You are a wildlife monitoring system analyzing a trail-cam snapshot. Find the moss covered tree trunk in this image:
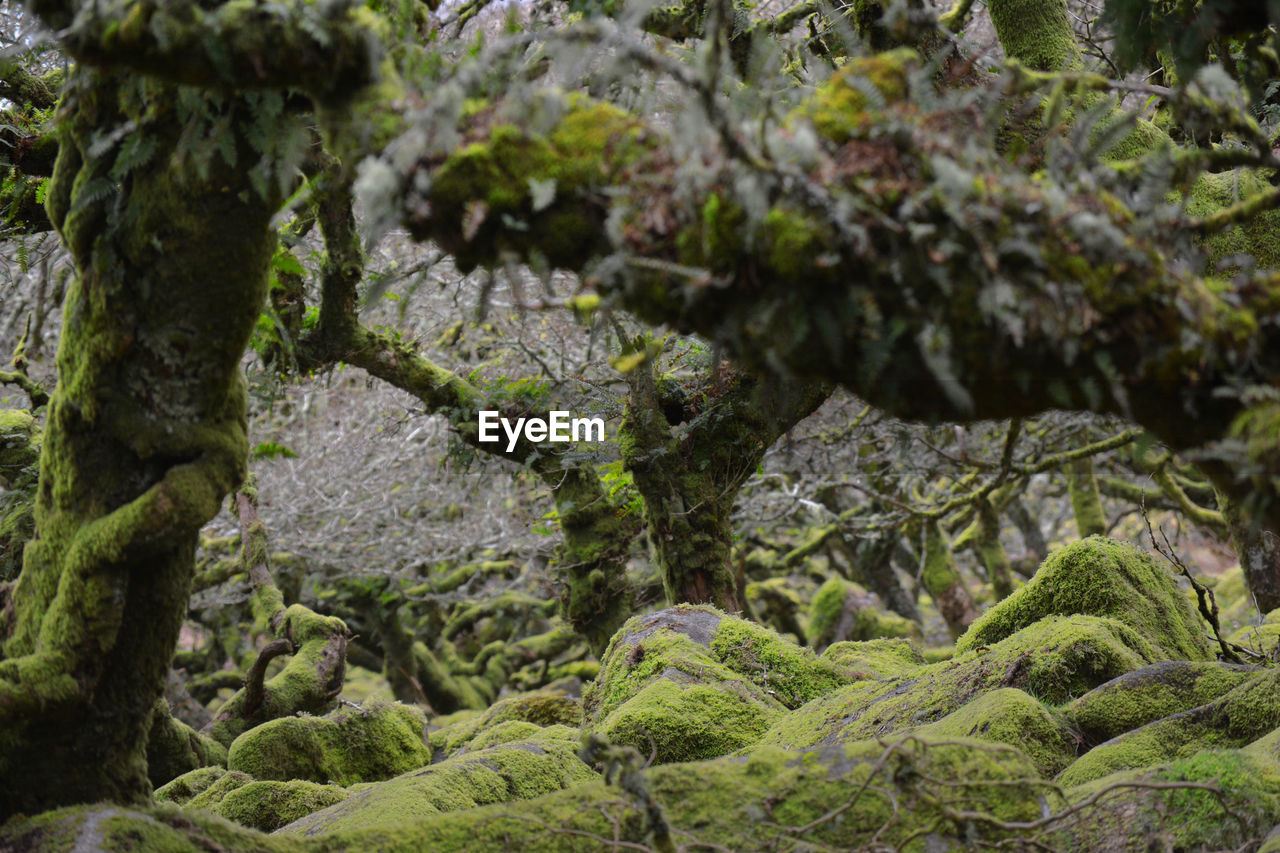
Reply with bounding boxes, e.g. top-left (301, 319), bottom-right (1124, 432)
top-left (620, 352), bottom-right (829, 611)
top-left (922, 520), bottom-right (978, 637)
top-left (1065, 457), bottom-right (1107, 538)
top-left (0, 70), bottom-right (278, 819)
